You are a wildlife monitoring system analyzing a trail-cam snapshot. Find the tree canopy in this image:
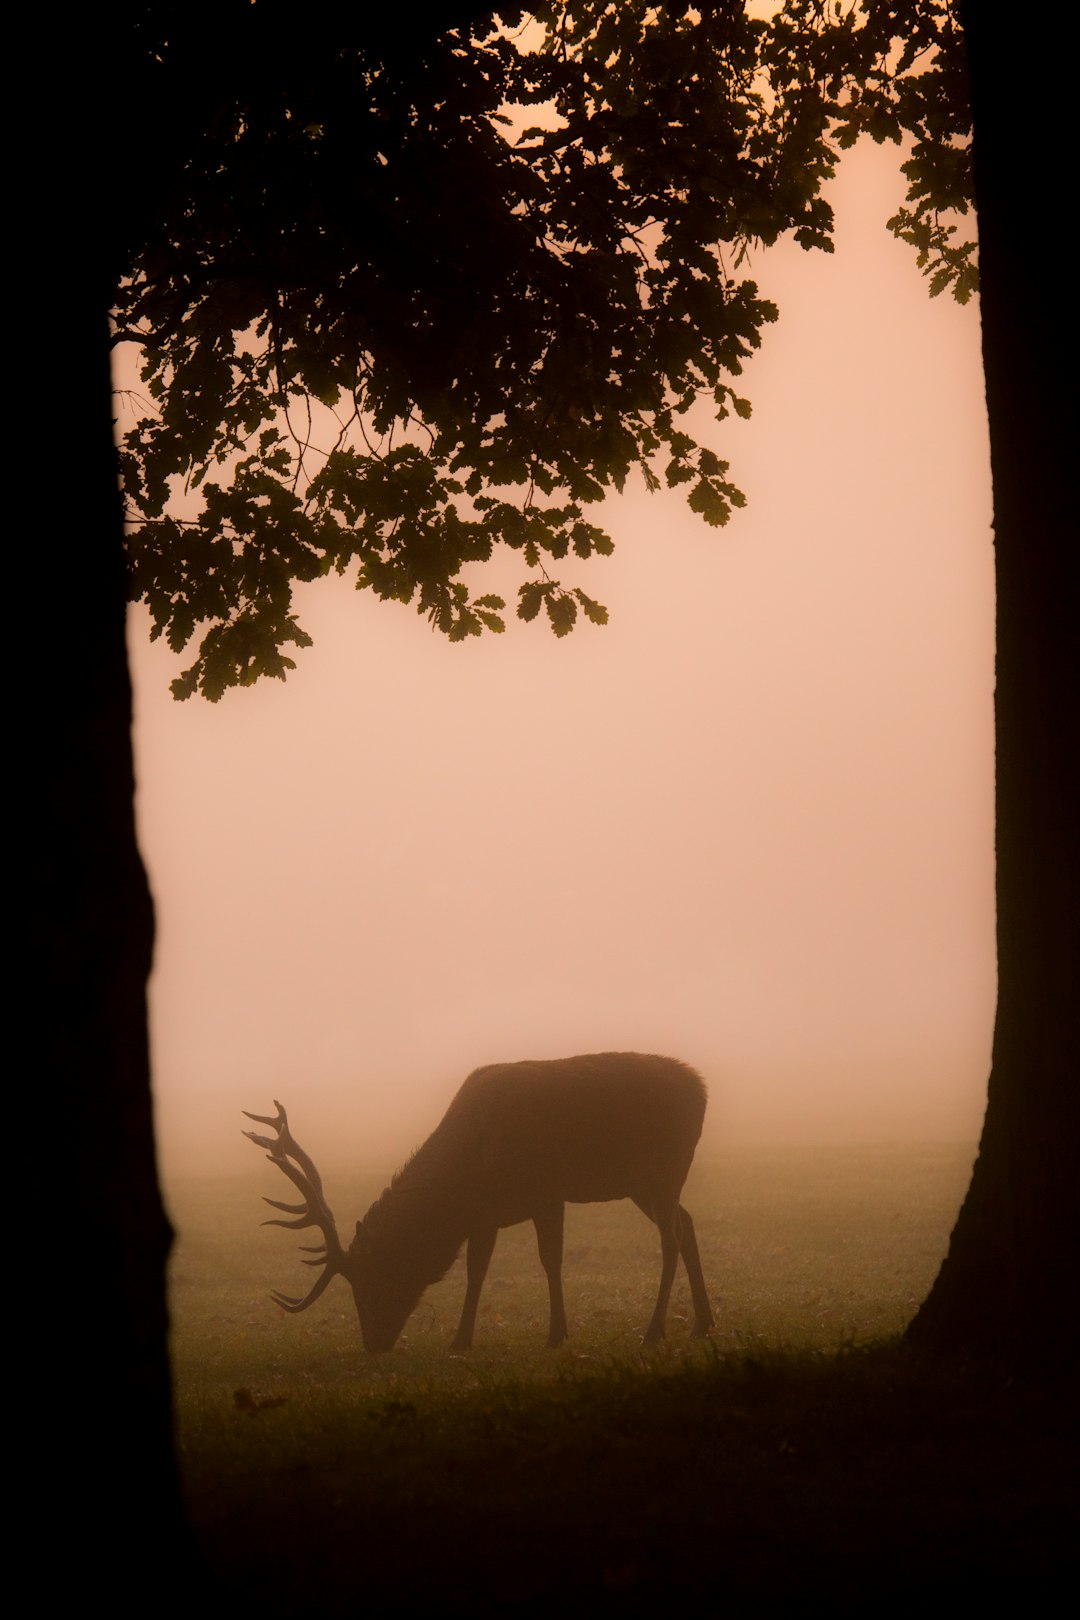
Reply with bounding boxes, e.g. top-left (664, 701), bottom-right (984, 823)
top-left (114, 0), bottom-right (973, 700)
